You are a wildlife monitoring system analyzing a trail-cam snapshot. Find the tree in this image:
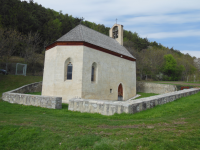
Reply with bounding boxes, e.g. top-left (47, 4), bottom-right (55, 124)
top-left (43, 19), bottom-right (62, 43)
top-left (162, 54), bottom-right (185, 81)
top-left (0, 28), bottom-right (23, 63)
top-left (180, 56), bottom-right (197, 82)
top-left (0, 28), bottom-right (8, 58)
top-left (23, 31), bottom-right (41, 75)
top-left (194, 58), bottom-right (200, 71)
